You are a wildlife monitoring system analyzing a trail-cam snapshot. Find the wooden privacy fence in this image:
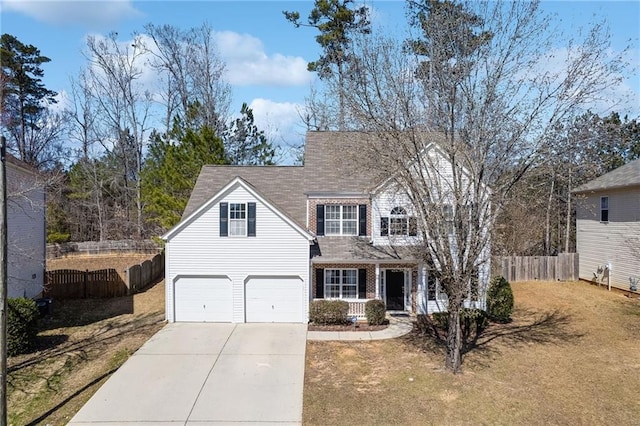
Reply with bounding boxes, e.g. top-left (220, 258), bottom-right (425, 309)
top-left (45, 268), bottom-right (127, 299)
top-left (494, 253), bottom-right (579, 282)
top-left (126, 252), bottom-right (164, 294)
top-left (45, 252), bottom-right (164, 299)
